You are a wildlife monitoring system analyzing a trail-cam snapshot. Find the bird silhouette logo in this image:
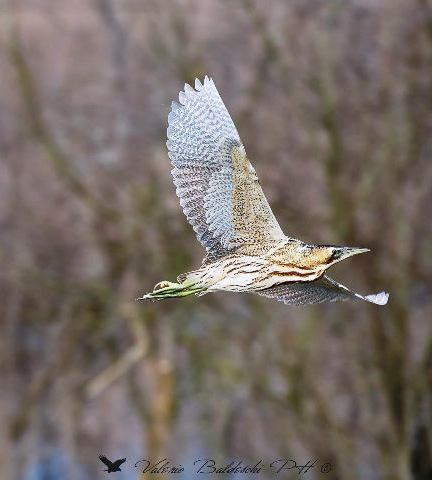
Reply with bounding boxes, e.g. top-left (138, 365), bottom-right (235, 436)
top-left (99, 455), bottom-right (126, 473)
top-left (137, 77), bottom-right (389, 306)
